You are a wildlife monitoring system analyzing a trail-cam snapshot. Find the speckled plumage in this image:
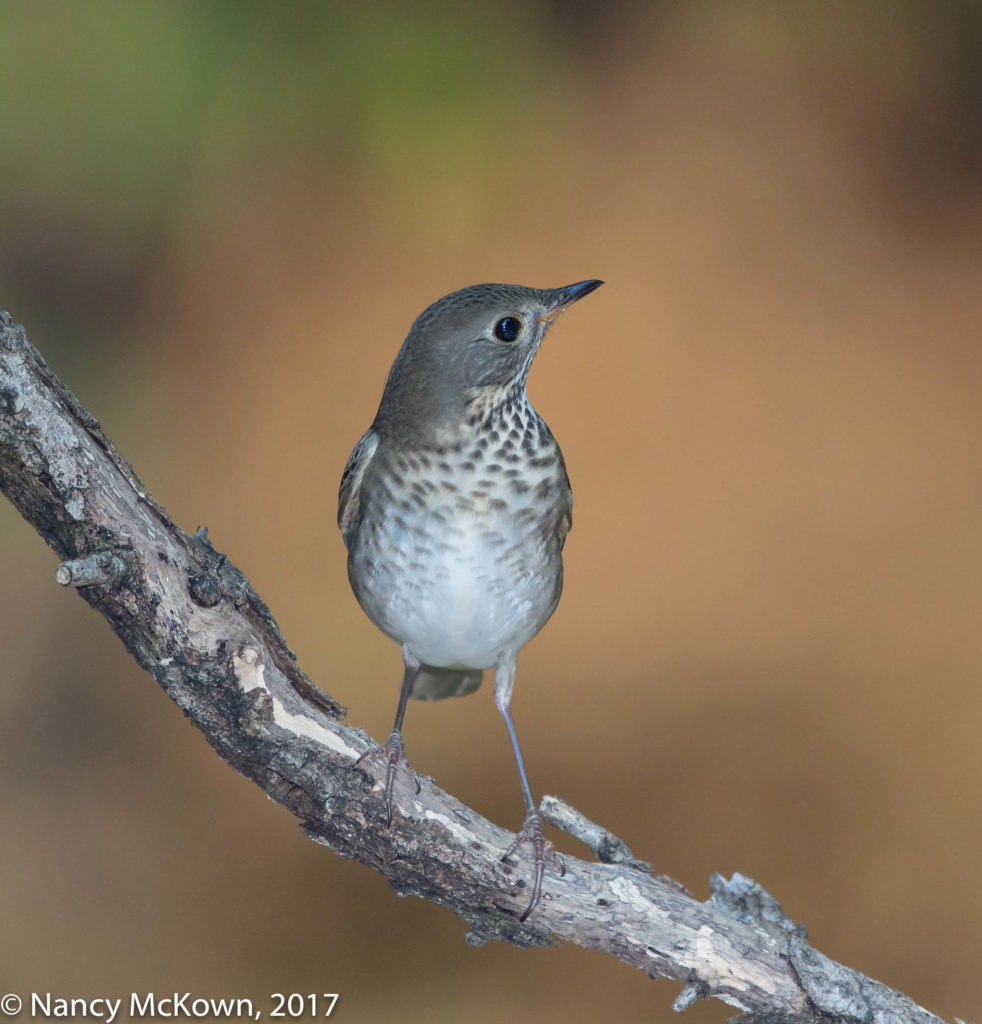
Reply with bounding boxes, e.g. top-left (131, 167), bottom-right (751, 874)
top-left (339, 279), bottom-right (602, 920)
top-left (344, 390), bottom-right (570, 686)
